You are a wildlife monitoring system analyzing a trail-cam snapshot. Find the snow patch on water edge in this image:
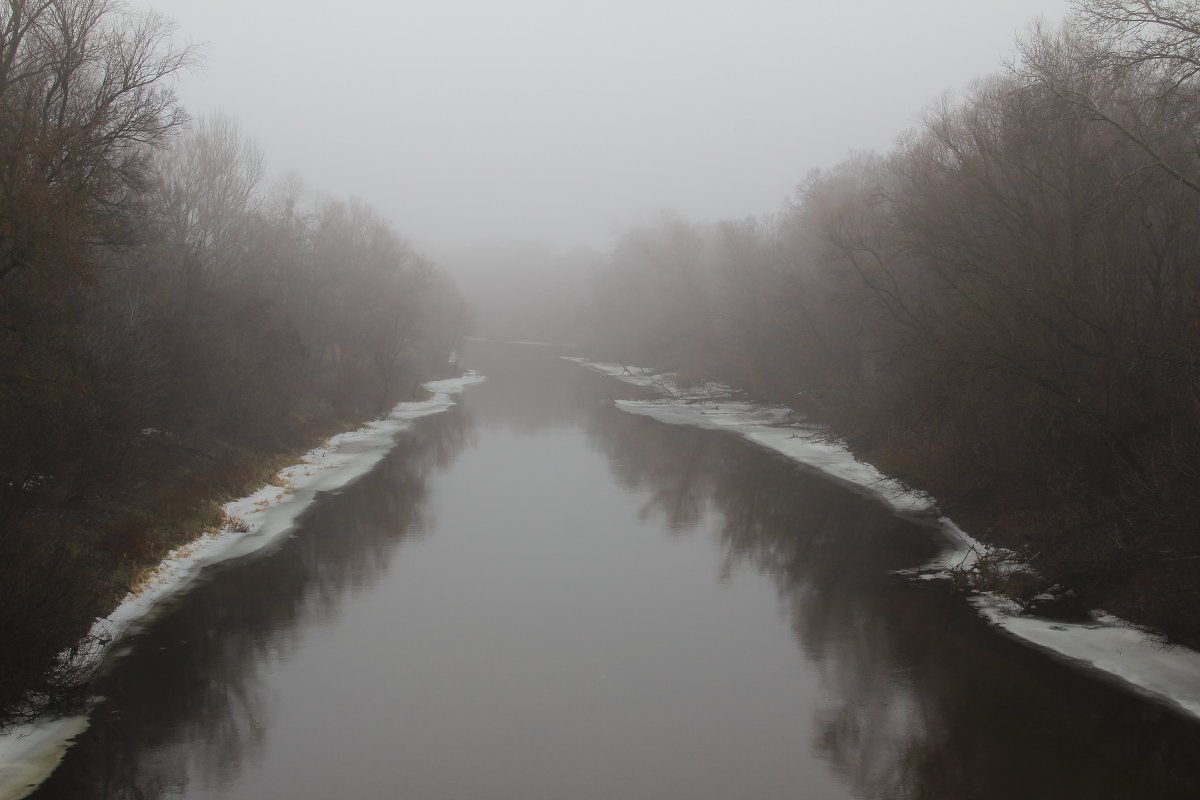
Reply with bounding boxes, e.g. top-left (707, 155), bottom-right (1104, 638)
top-left (0, 372), bottom-right (486, 800)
